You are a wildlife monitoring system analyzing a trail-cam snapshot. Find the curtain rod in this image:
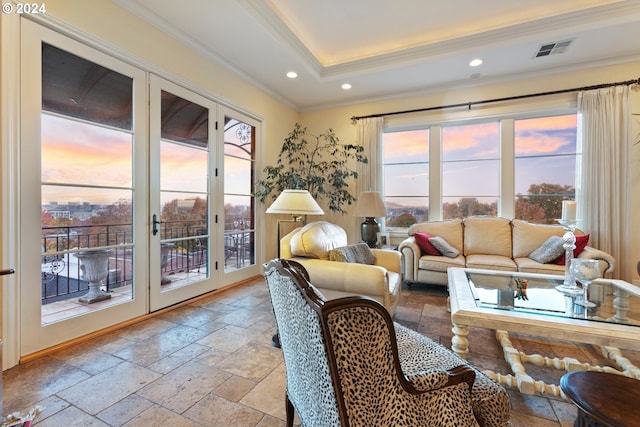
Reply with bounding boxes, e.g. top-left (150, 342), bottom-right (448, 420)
top-left (350, 77), bottom-right (640, 123)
